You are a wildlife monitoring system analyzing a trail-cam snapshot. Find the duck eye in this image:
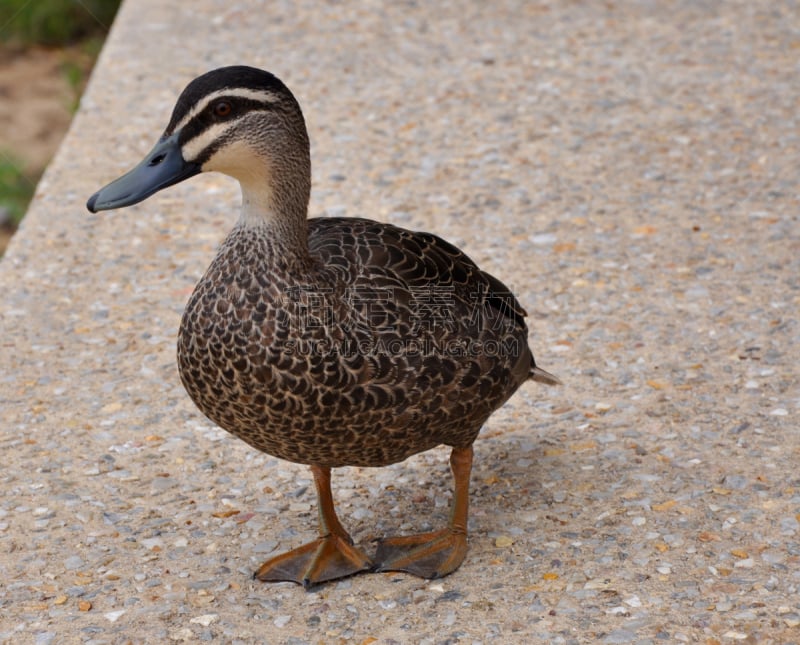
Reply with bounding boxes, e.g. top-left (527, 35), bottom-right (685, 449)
top-left (213, 101), bottom-right (232, 118)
